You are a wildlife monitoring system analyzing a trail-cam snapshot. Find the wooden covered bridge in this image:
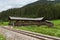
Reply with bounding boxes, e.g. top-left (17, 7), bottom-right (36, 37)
top-left (8, 16), bottom-right (54, 27)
